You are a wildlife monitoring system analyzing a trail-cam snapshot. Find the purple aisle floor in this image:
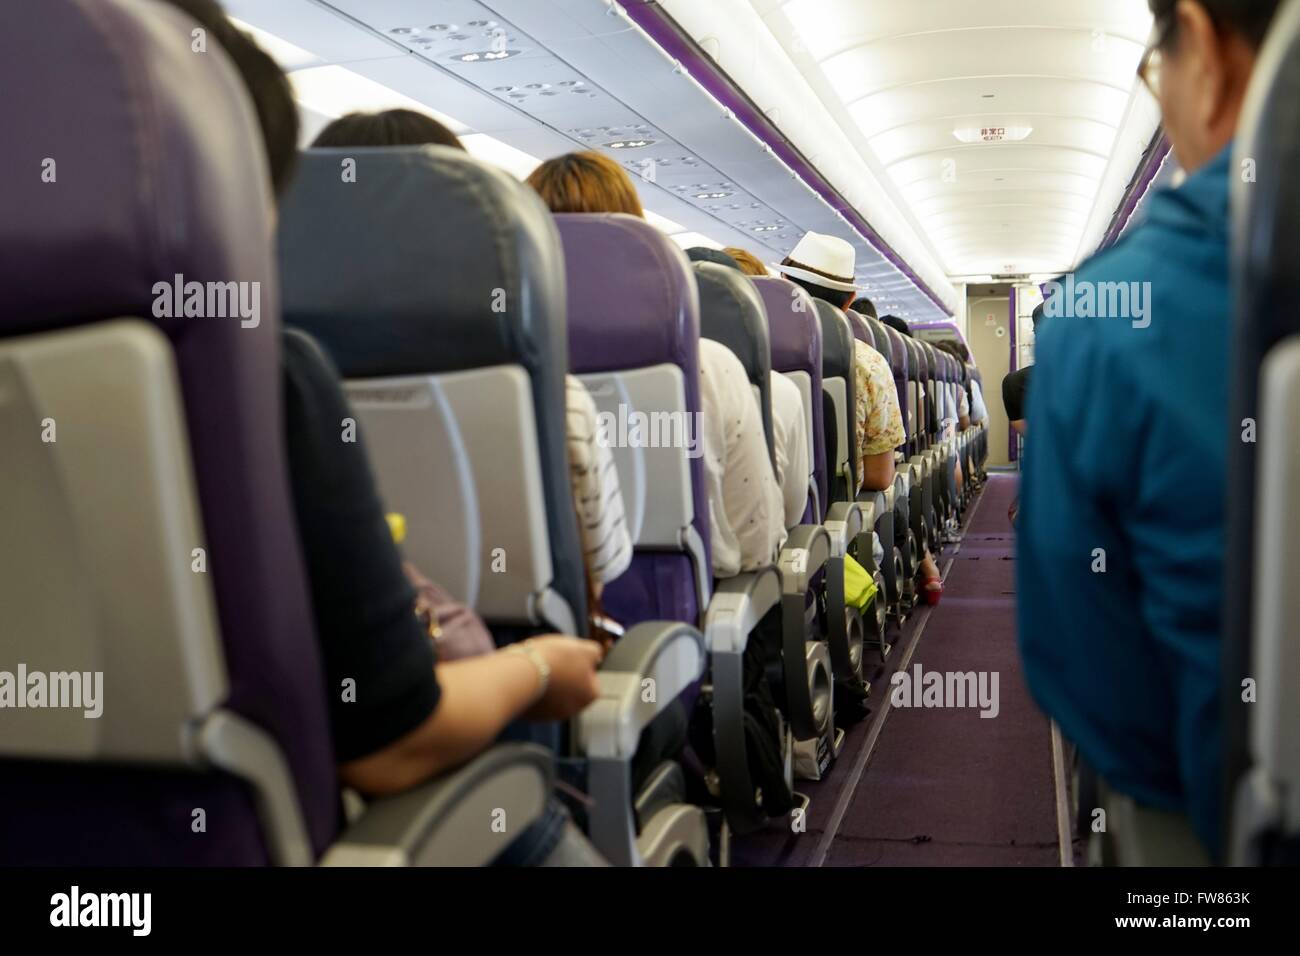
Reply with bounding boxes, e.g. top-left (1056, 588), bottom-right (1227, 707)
top-left (732, 472), bottom-right (1062, 867)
